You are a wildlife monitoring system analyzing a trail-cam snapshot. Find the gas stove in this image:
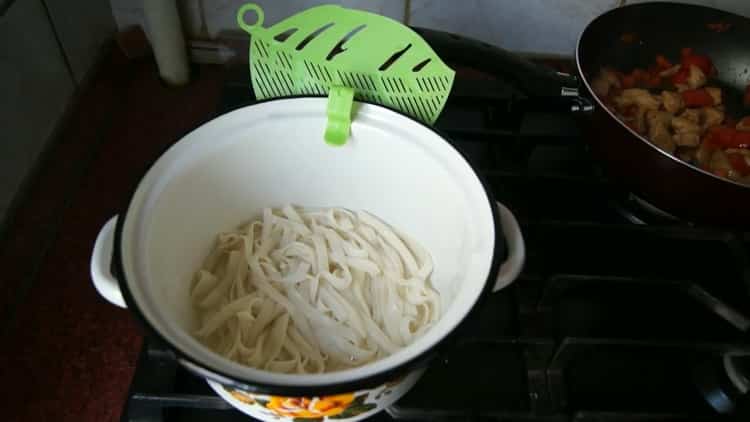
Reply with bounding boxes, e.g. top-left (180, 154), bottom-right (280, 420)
top-left (121, 60), bottom-right (750, 421)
